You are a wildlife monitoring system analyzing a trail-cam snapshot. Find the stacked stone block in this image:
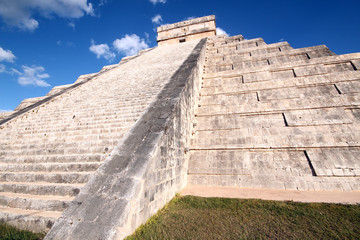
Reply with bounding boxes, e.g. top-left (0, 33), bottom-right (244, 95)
top-left (188, 35), bottom-right (360, 191)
